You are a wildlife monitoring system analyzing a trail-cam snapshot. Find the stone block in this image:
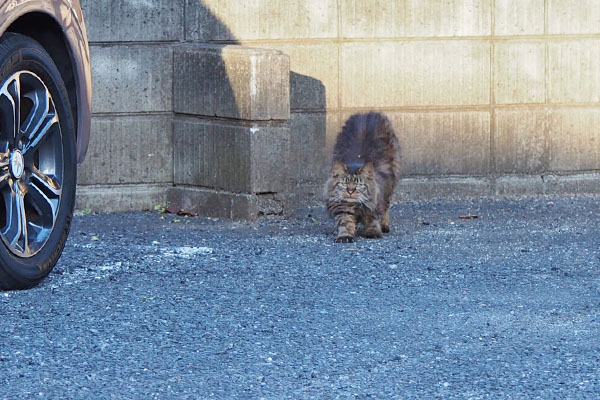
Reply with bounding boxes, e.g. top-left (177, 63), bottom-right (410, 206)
top-left (544, 173), bottom-right (600, 195)
top-left (184, 0), bottom-right (338, 41)
top-left (341, 0), bottom-right (491, 38)
top-left (173, 118), bottom-right (290, 194)
top-left (548, 108), bottom-right (600, 171)
top-left (80, 0), bottom-right (183, 42)
top-left (78, 115), bottom-right (173, 185)
top-left (76, 185), bottom-right (169, 213)
top-left (293, 184), bottom-right (325, 208)
top-left (174, 45), bottom-right (290, 120)
top-left (549, 40), bottom-right (600, 103)
top-left (324, 112), bottom-right (342, 155)
top-left (396, 177), bottom-right (492, 201)
top-left (340, 41), bottom-right (490, 108)
top-left (256, 43), bottom-right (335, 110)
top-left (494, 108), bottom-right (547, 174)
top-left (168, 187), bottom-right (253, 219)
top-left (548, 0), bottom-right (600, 34)
top-left (494, 176), bottom-right (545, 197)
top-left (381, 111), bottom-right (491, 175)
top-left (494, 0), bottom-right (544, 35)
top-left (167, 187), bottom-right (292, 219)
top-left (494, 41), bottom-right (545, 104)
top-left (289, 72), bottom-right (327, 112)
top-left (289, 112), bottom-right (327, 187)
top-left (91, 45), bottom-right (173, 113)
